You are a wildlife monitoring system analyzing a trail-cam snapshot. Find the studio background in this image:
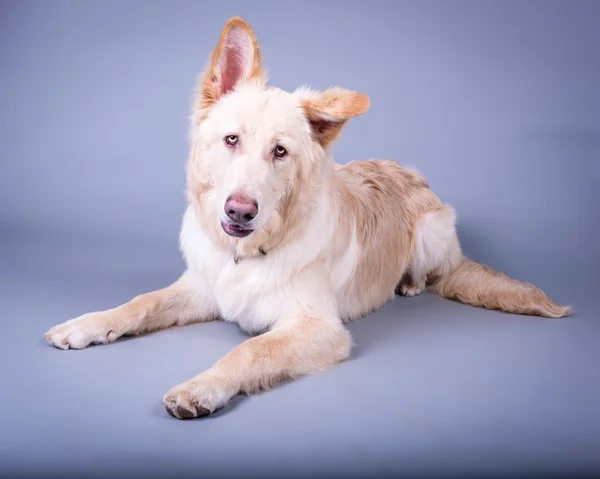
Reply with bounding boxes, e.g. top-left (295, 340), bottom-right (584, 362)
top-left (1, 1), bottom-right (599, 477)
